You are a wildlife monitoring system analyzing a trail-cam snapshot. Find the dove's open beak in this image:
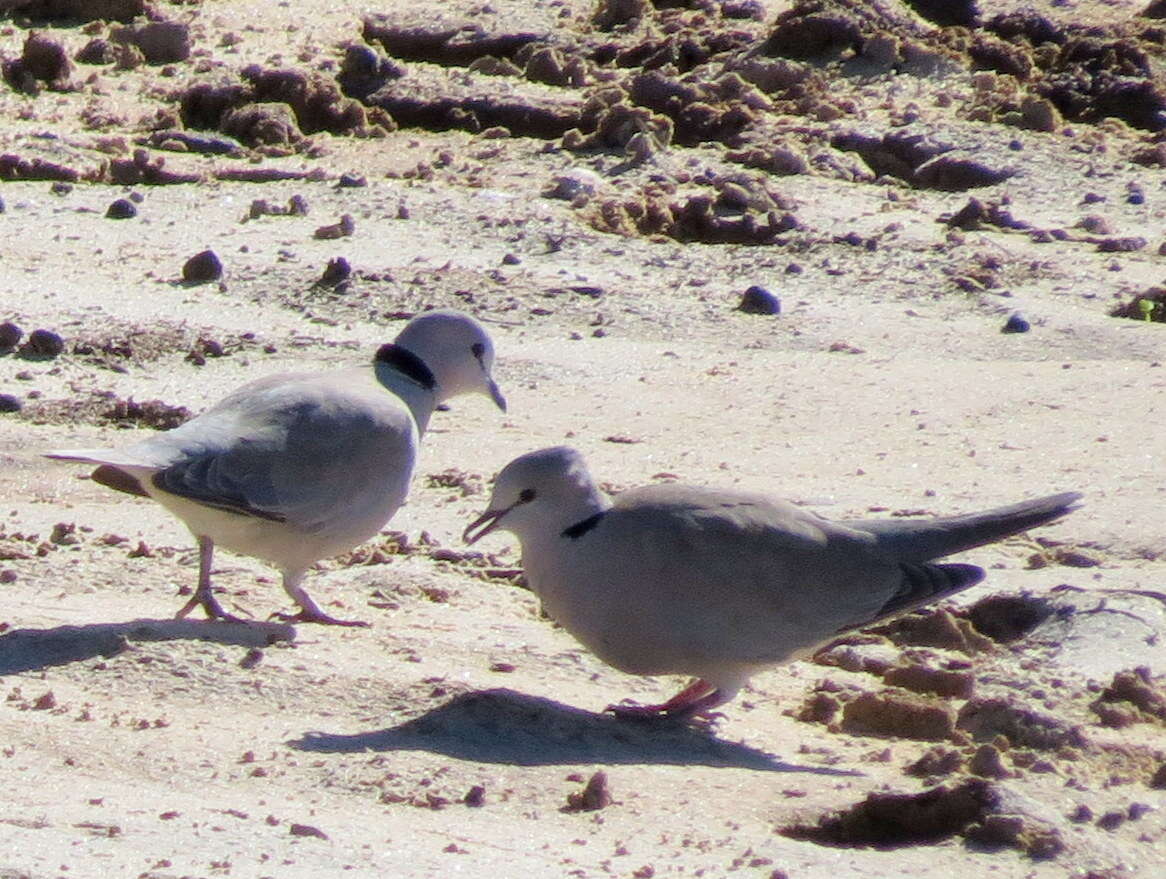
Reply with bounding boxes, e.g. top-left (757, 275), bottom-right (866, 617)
top-left (463, 507), bottom-right (507, 545)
